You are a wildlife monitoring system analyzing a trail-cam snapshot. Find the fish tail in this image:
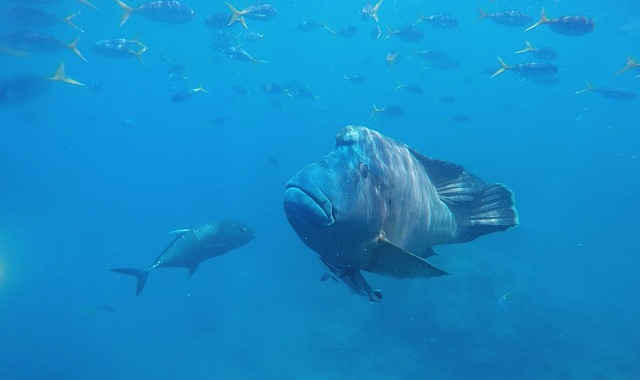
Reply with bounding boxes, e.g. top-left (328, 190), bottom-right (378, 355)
top-left (524, 7), bottom-right (547, 33)
top-left (67, 36), bottom-right (88, 63)
top-left (371, 104), bottom-right (384, 117)
top-left (115, 0), bottom-right (133, 27)
top-left (515, 40), bottom-right (534, 54)
top-left (614, 56), bottom-right (638, 75)
top-left (251, 58), bottom-right (267, 67)
top-left (476, 7), bottom-right (488, 21)
top-left (49, 62), bottom-right (86, 87)
top-left (490, 57), bottom-right (510, 78)
top-left (0, 44), bottom-right (27, 57)
top-left (225, 2), bottom-right (247, 29)
top-left (77, 0), bottom-right (98, 10)
top-left (134, 47), bottom-right (147, 66)
top-left (574, 81), bottom-right (593, 94)
top-left (372, 0), bottom-right (383, 23)
top-left (322, 24), bottom-right (337, 36)
top-left (110, 267), bottom-right (150, 296)
top-left (196, 83), bottom-right (209, 93)
top-left (394, 84), bottom-right (405, 90)
top-left (459, 184), bottom-right (519, 243)
top-left (64, 11), bottom-right (85, 33)
top-left (382, 25), bottom-right (393, 41)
